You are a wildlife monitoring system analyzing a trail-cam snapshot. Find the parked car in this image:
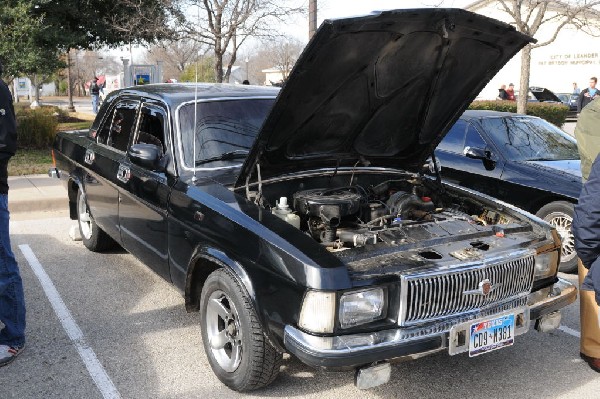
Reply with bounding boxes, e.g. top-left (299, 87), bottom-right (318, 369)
top-left (435, 110), bottom-right (581, 272)
top-left (50, 9), bottom-right (576, 392)
top-left (556, 92), bottom-right (579, 118)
